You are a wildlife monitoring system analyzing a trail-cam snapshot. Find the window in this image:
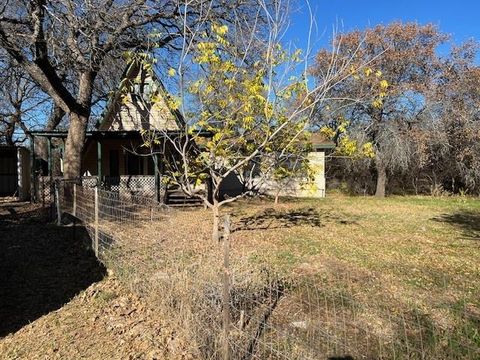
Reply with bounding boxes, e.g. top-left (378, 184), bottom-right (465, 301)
top-left (109, 150), bottom-right (119, 176)
top-left (126, 153), bottom-right (143, 175)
